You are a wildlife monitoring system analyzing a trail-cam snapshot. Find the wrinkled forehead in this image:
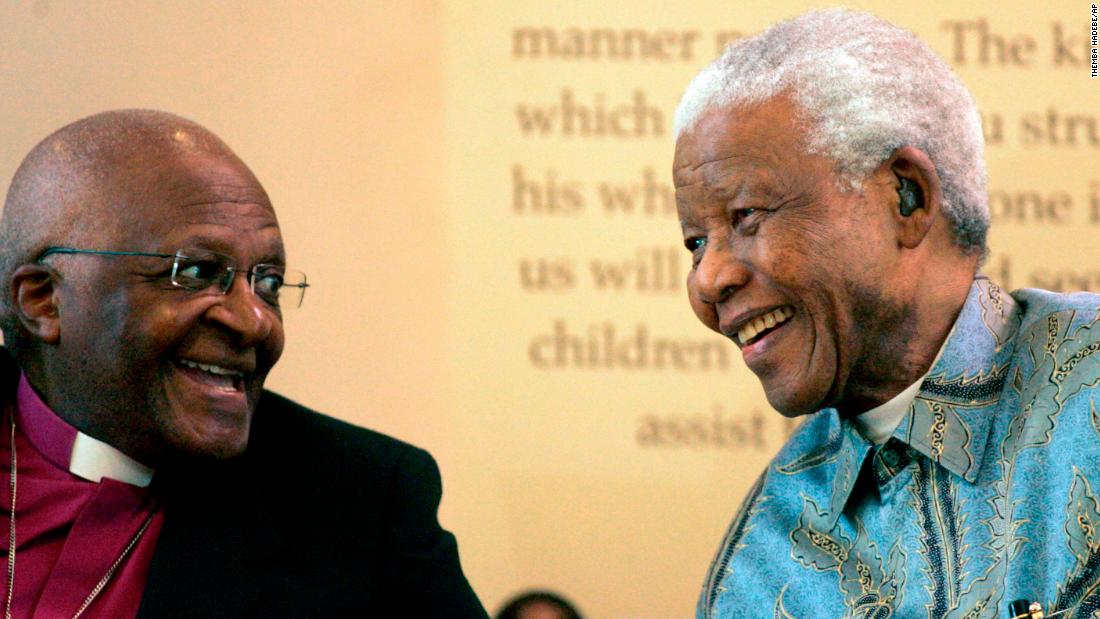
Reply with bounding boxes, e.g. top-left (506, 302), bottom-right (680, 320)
top-left (98, 149), bottom-right (283, 256)
top-left (675, 99), bottom-right (808, 173)
top-left (674, 101), bottom-right (810, 203)
top-left (149, 150), bottom-right (272, 212)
